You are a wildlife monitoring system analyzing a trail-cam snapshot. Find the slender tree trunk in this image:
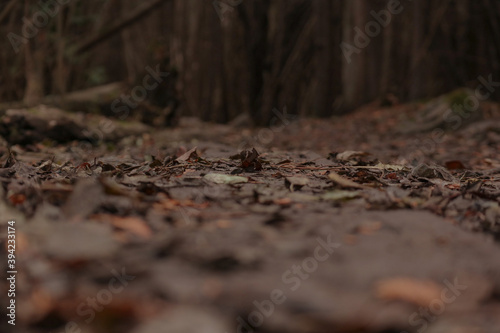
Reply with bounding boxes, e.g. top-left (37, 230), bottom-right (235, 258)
top-left (409, 0), bottom-right (423, 100)
top-left (380, 11), bottom-right (393, 95)
top-left (240, 0), bottom-right (270, 125)
top-left (341, 0), bottom-right (366, 110)
top-left (23, 1), bottom-right (45, 106)
top-left (314, 0), bottom-right (334, 116)
top-left (53, 7), bottom-right (68, 95)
